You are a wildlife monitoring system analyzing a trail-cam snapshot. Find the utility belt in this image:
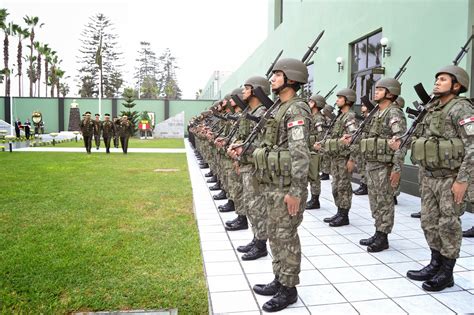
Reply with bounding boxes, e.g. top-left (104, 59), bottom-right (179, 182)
top-left (411, 137), bottom-right (464, 171)
top-left (424, 168), bottom-right (458, 178)
top-left (360, 137), bottom-right (394, 163)
top-left (324, 138), bottom-right (350, 157)
top-left (253, 147), bottom-right (292, 187)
